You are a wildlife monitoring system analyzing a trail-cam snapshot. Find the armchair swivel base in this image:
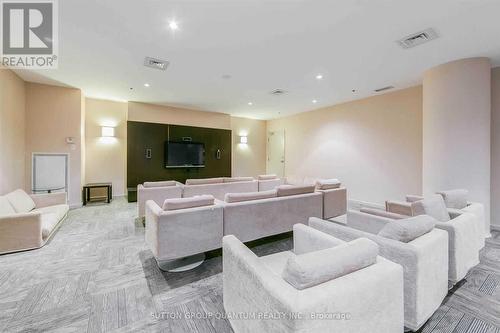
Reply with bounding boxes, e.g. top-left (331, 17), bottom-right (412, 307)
top-left (156, 253), bottom-right (206, 272)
